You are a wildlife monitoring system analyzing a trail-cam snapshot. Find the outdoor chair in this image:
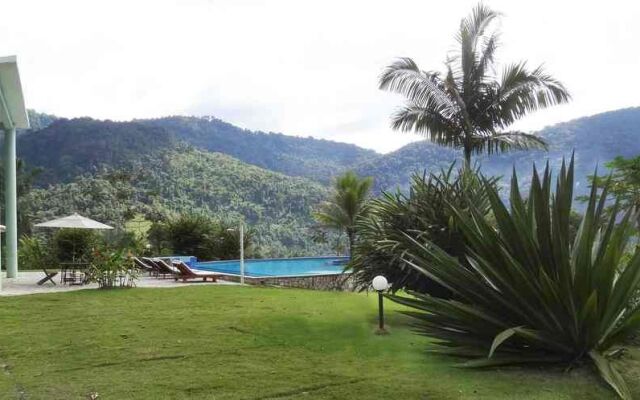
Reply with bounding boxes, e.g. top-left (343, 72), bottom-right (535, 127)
top-left (173, 261), bottom-right (220, 282)
top-left (143, 257), bottom-right (178, 278)
top-left (133, 257), bottom-right (157, 277)
top-left (37, 267), bottom-right (58, 286)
